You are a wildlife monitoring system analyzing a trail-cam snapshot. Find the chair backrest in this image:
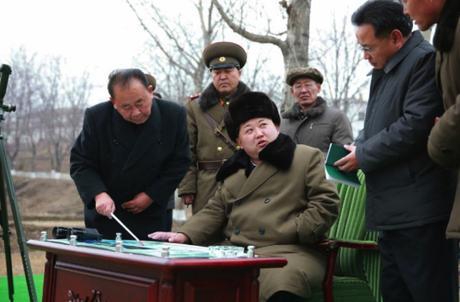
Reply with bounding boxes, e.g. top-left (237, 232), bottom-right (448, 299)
top-left (328, 171), bottom-right (382, 302)
top-left (328, 171), bottom-right (367, 277)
